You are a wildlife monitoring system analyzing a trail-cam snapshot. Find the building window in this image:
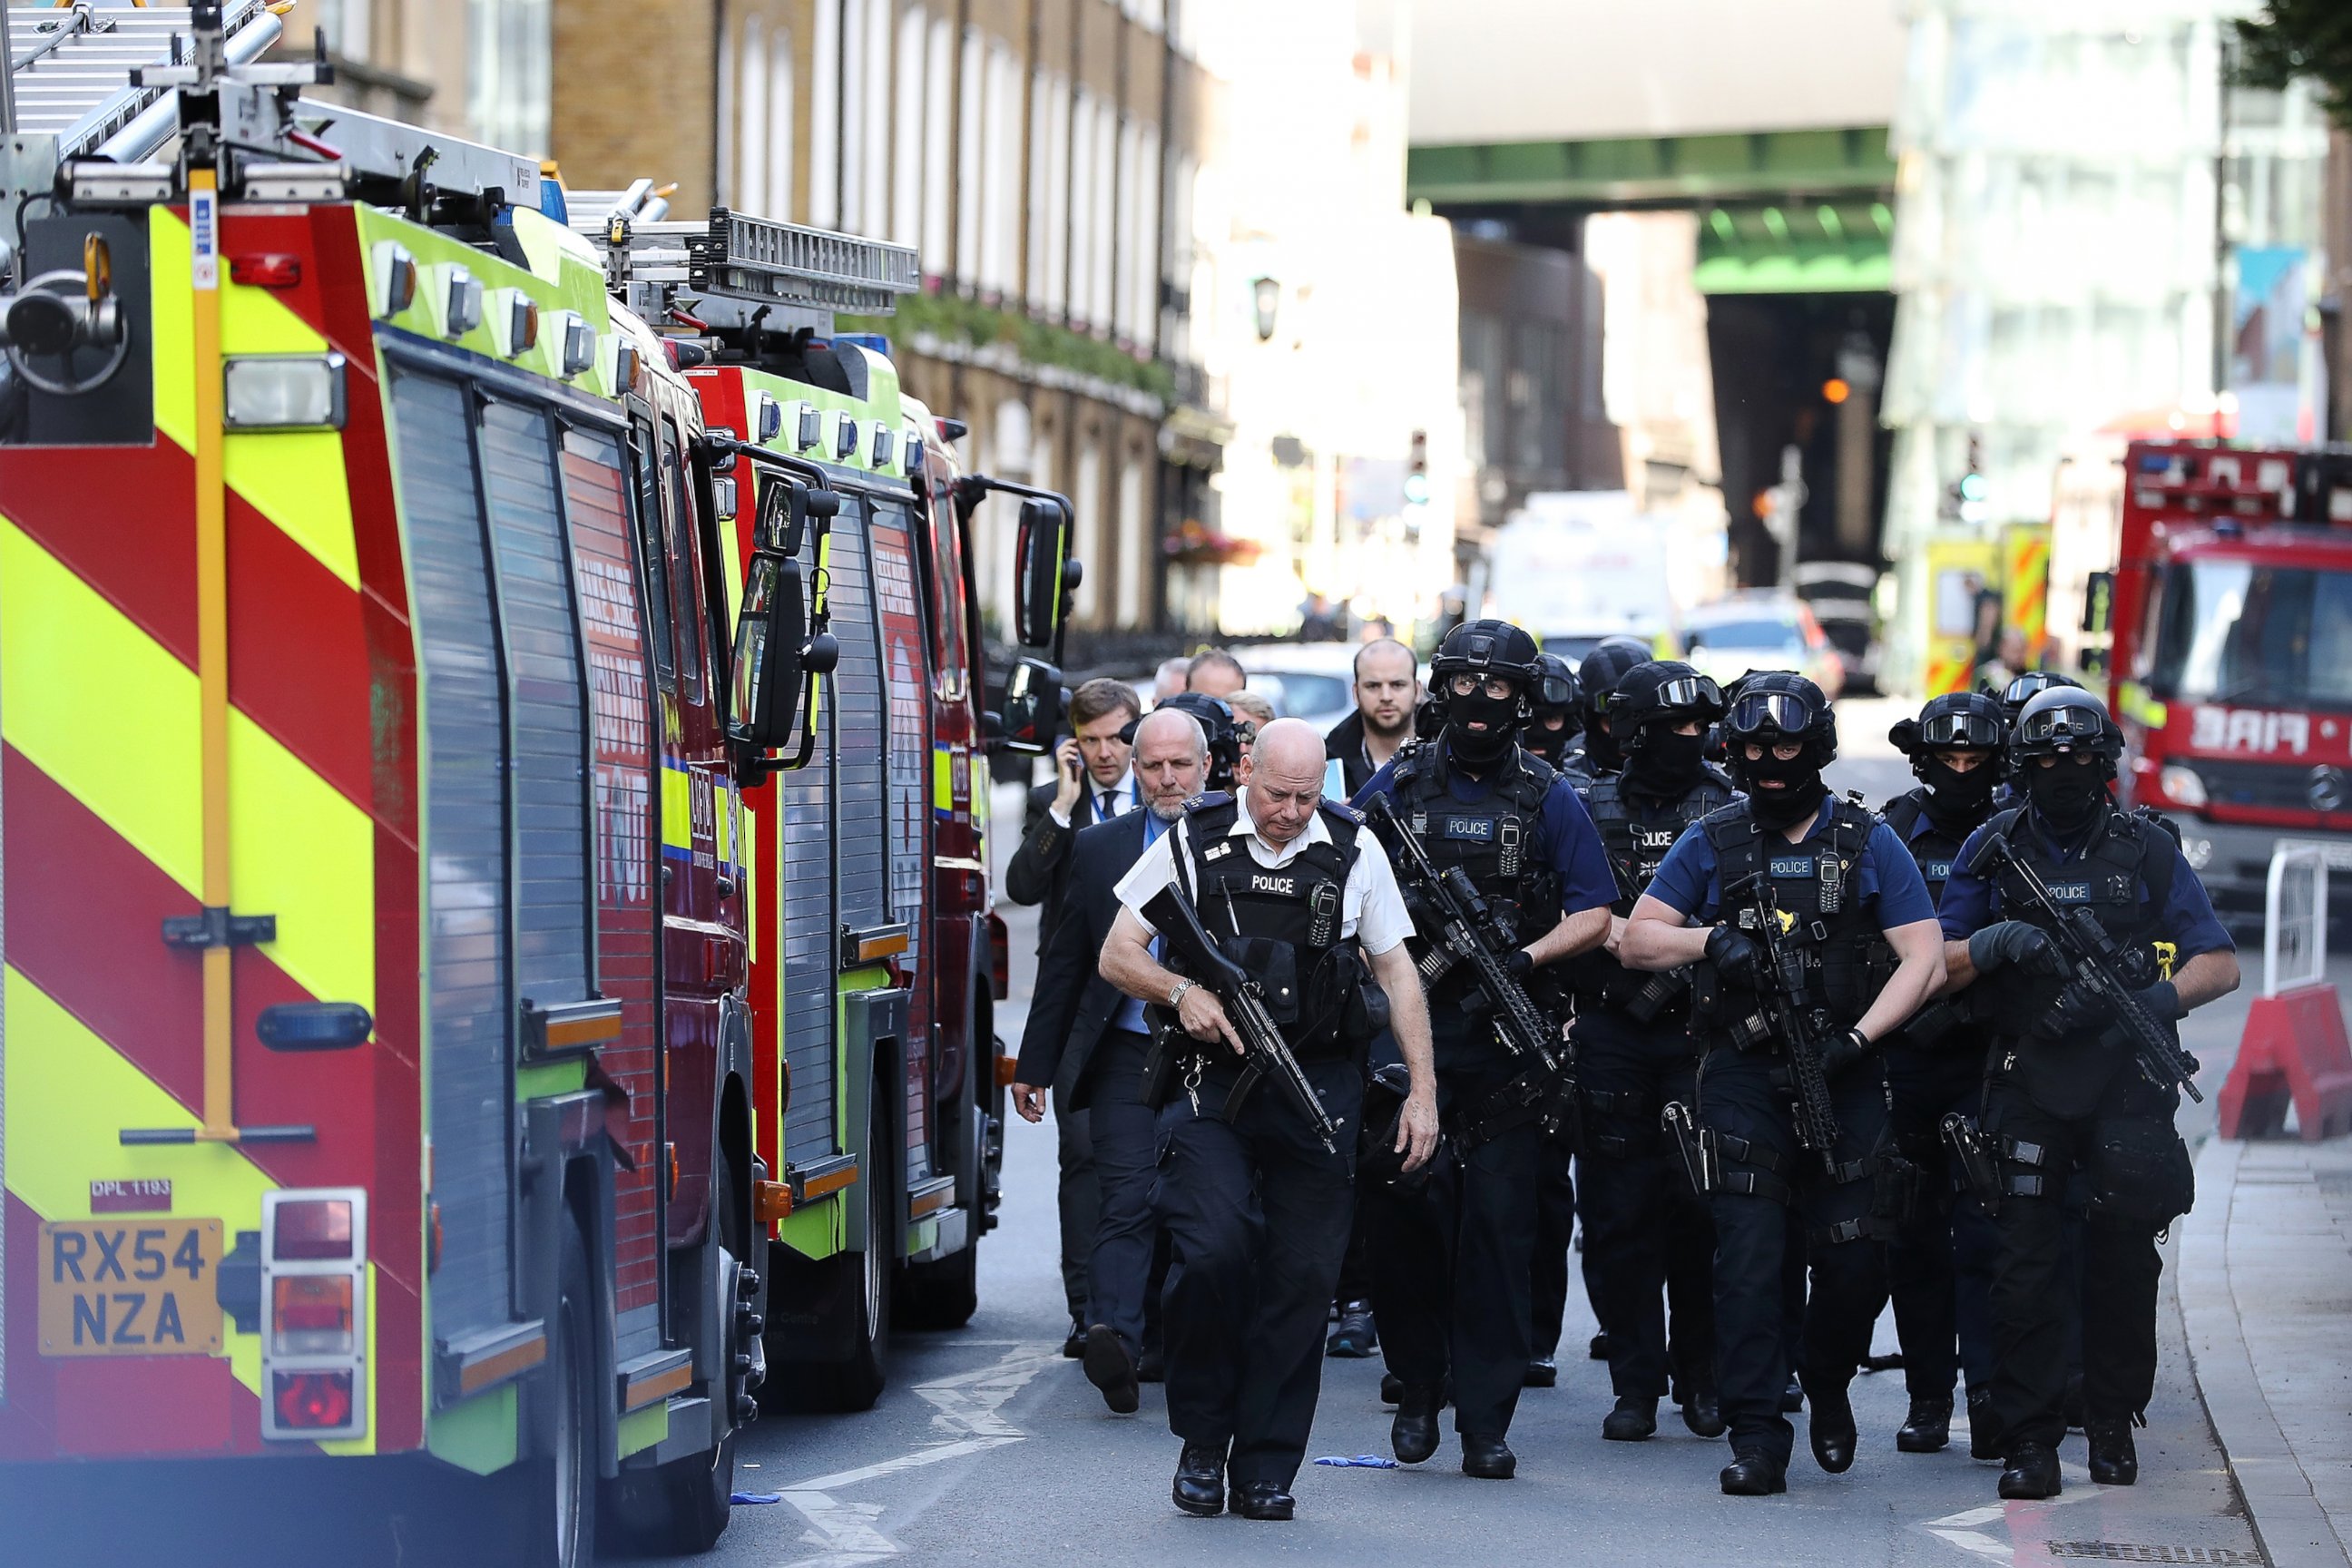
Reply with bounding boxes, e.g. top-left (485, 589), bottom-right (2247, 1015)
top-left (1073, 438), bottom-right (1103, 626)
top-left (1037, 74), bottom-right (1070, 315)
top-left (737, 17), bottom-right (767, 220)
top-left (892, 6), bottom-right (926, 250)
top-left (1068, 90), bottom-right (1096, 327)
top-left (1131, 122), bottom-right (1160, 351)
top-left (768, 30), bottom-right (795, 220)
top-left (315, 0), bottom-right (371, 60)
top-left (1091, 109), bottom-right (1116, 336)
top-left (809, 0), bottom-right (842, 228)
top-left (922, 14), bottom-right (953, 277)
top-left (862, 0), bottom-right (892, 239)
top-left (956, 28), bottom-right (984, 287)
top-left (1115, 456), bottom-right (1147, 626)
top-left (839, 0), bottom-right (864, 233)
top-left (982, 44), bottom-right (1017, 297)
top-left (467, 0), bottom-right (549, 154)
top-left (1113, 118), bottom-right (1138, 339)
